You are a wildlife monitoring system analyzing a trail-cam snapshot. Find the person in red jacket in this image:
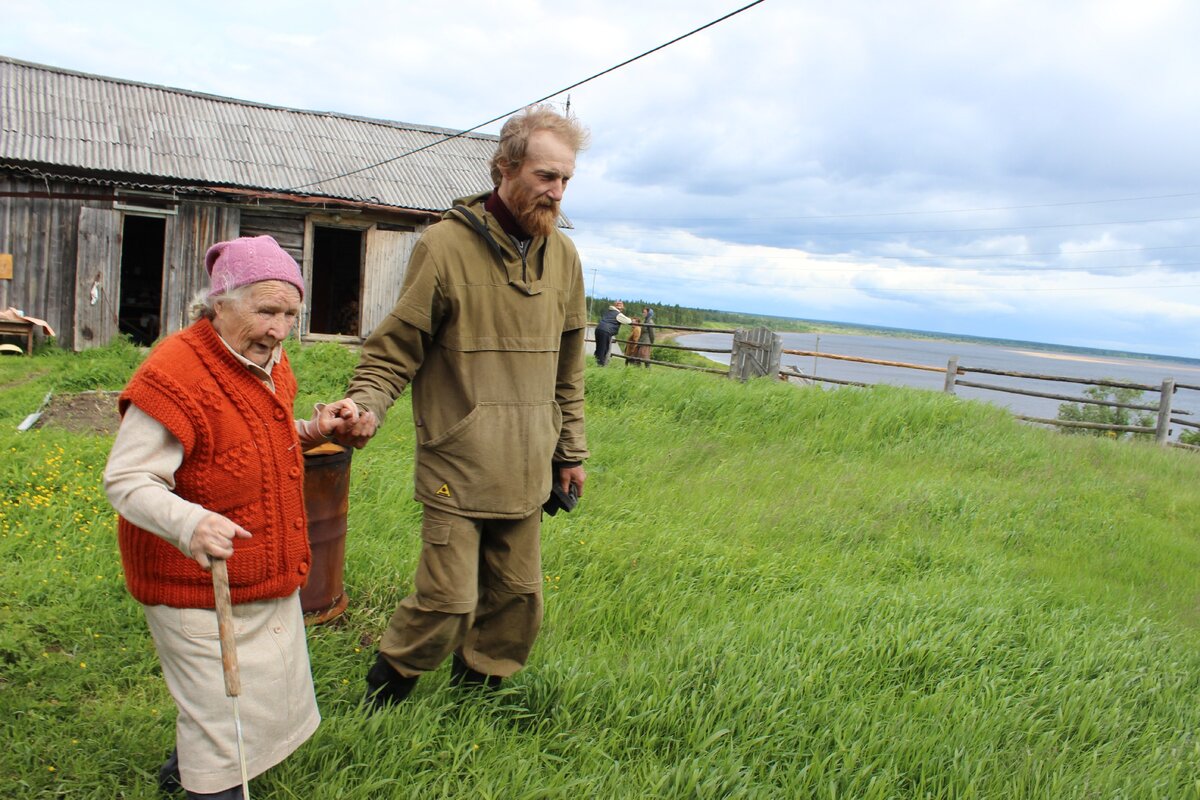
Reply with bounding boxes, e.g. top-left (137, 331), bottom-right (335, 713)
top-left (104, 236), bottom-right (358, 799)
